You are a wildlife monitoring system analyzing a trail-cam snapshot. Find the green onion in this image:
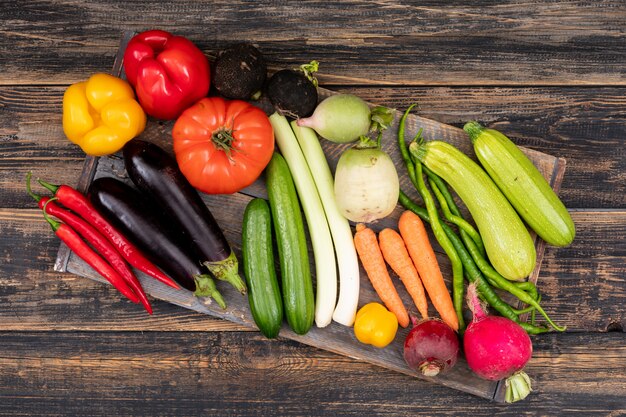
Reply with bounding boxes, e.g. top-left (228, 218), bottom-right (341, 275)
top-left (269, 113), bottom-right (338, 328)
top-left (291, 121), bottom-right (360, 327)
